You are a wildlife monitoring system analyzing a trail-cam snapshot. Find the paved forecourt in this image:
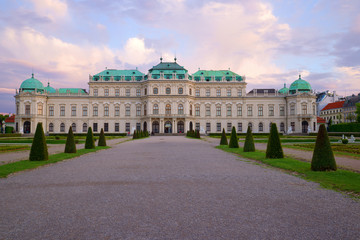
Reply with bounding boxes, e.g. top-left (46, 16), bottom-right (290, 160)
top-left (0, 136), bottom-right (359, 239)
